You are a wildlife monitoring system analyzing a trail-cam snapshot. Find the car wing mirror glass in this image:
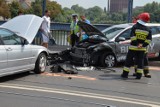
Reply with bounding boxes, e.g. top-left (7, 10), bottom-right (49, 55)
top-left (116, 37), bottom-right (126, 42)
top-left (21, 37), bottom-right (28, 45)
